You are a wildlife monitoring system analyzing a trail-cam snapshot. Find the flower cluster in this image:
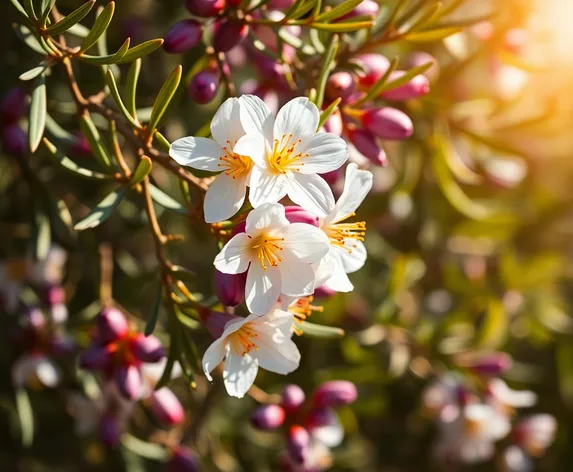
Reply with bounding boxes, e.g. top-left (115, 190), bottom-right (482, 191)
top-left (250, 381), bottom-right (357, 471)
top-left (170, 95), bottom-right (373, 397)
